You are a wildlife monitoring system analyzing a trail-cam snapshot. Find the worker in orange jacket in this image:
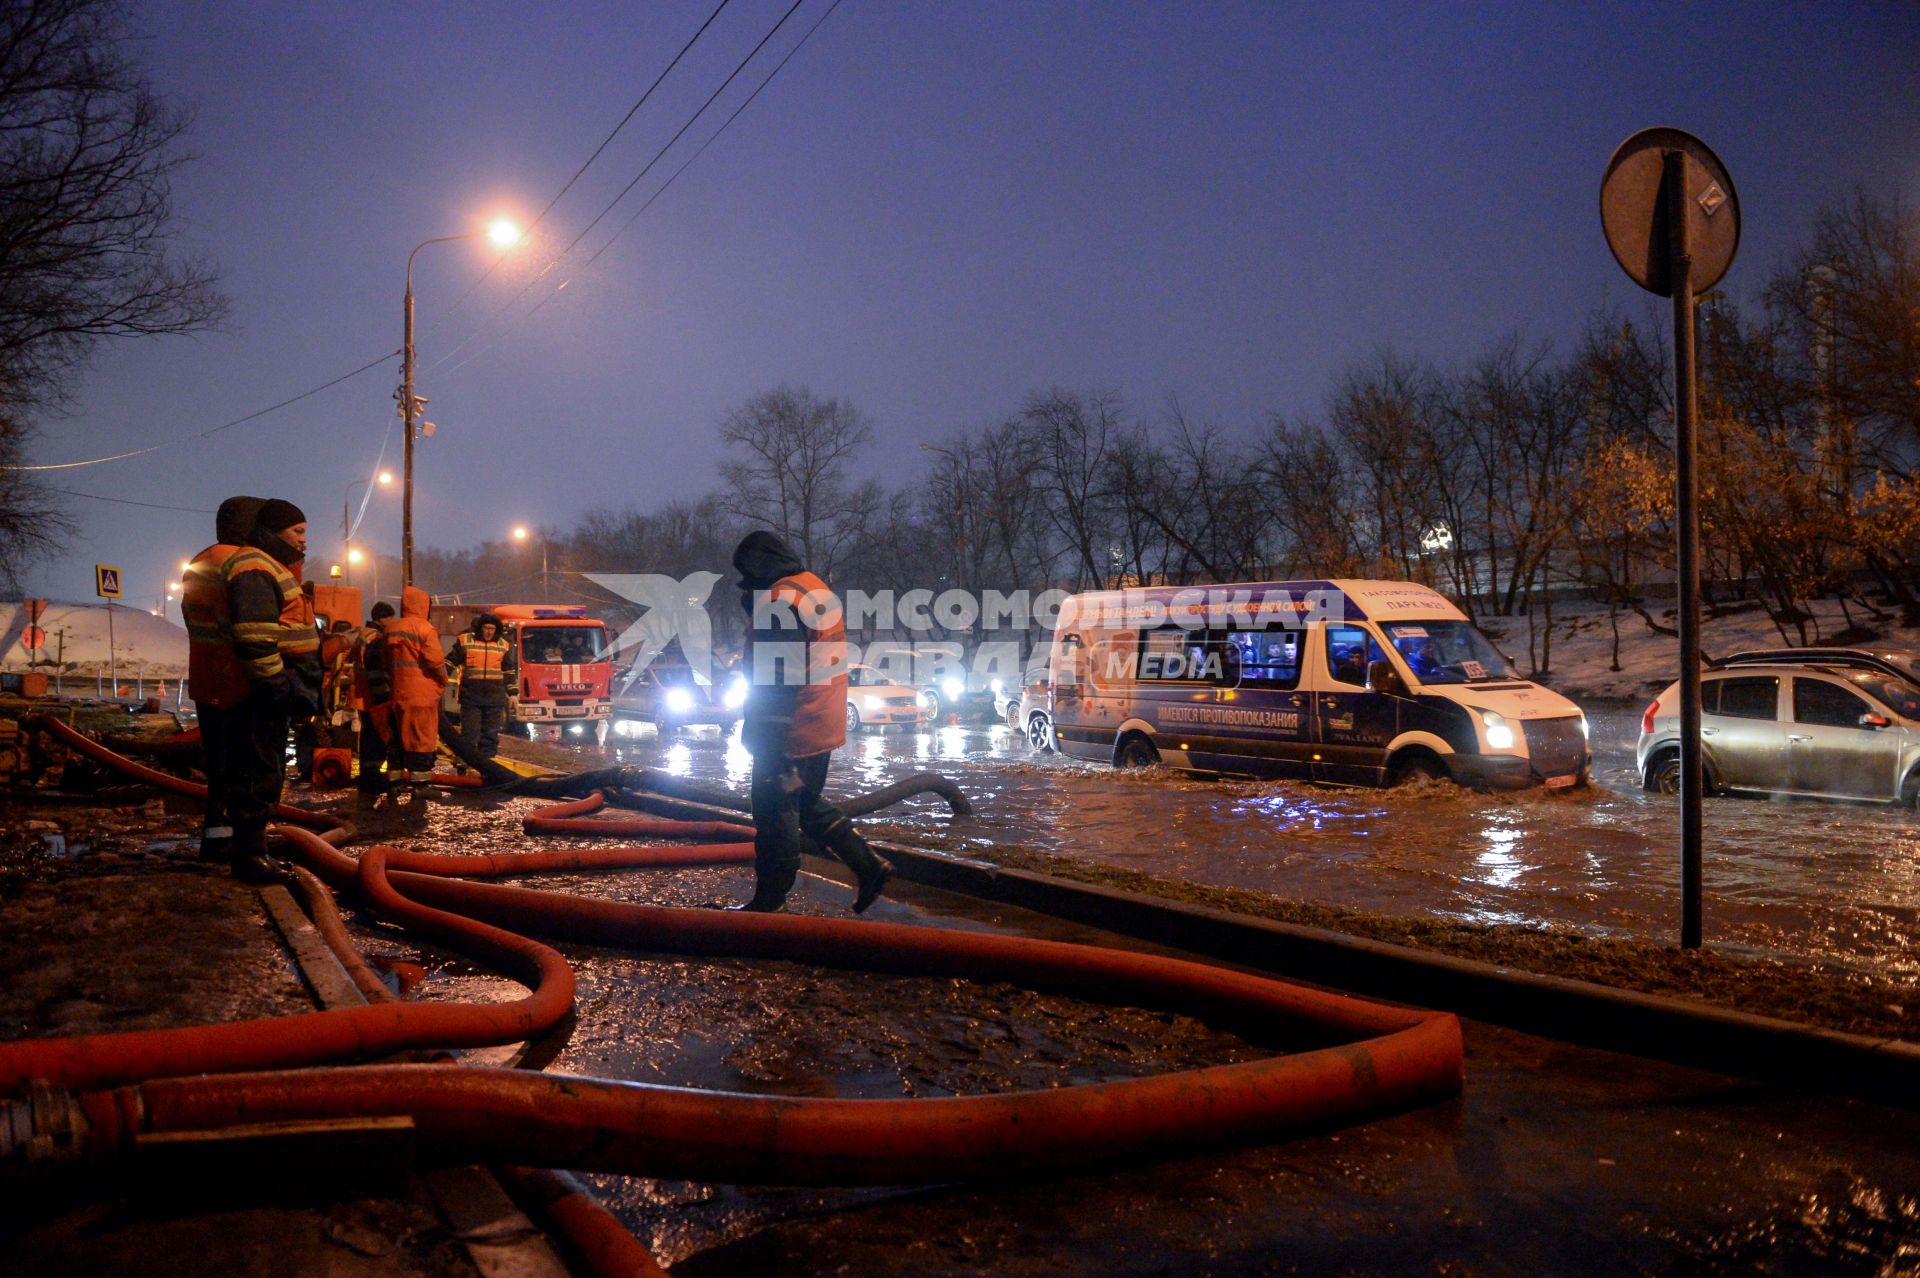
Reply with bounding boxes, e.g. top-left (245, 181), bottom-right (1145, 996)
top-left (385, 585), bottom-right (448, 802)
top-left (181, 494), bottom-right (264, 868)
top-left (731, 530), bottom-right (891, 914)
